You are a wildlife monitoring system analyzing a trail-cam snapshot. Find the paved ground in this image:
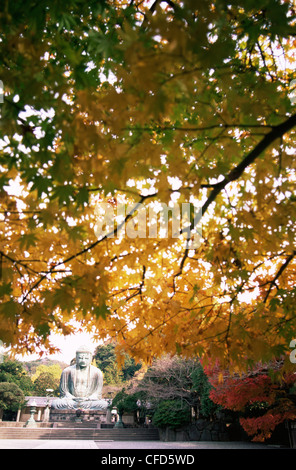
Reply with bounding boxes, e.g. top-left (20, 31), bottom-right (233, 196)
top-left (0, 439), bottom-right (287, 449)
